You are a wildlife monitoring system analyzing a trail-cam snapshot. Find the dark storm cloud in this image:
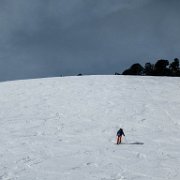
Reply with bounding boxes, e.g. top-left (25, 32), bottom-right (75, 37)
top-left (0, 0), bottom-right (180, 81)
